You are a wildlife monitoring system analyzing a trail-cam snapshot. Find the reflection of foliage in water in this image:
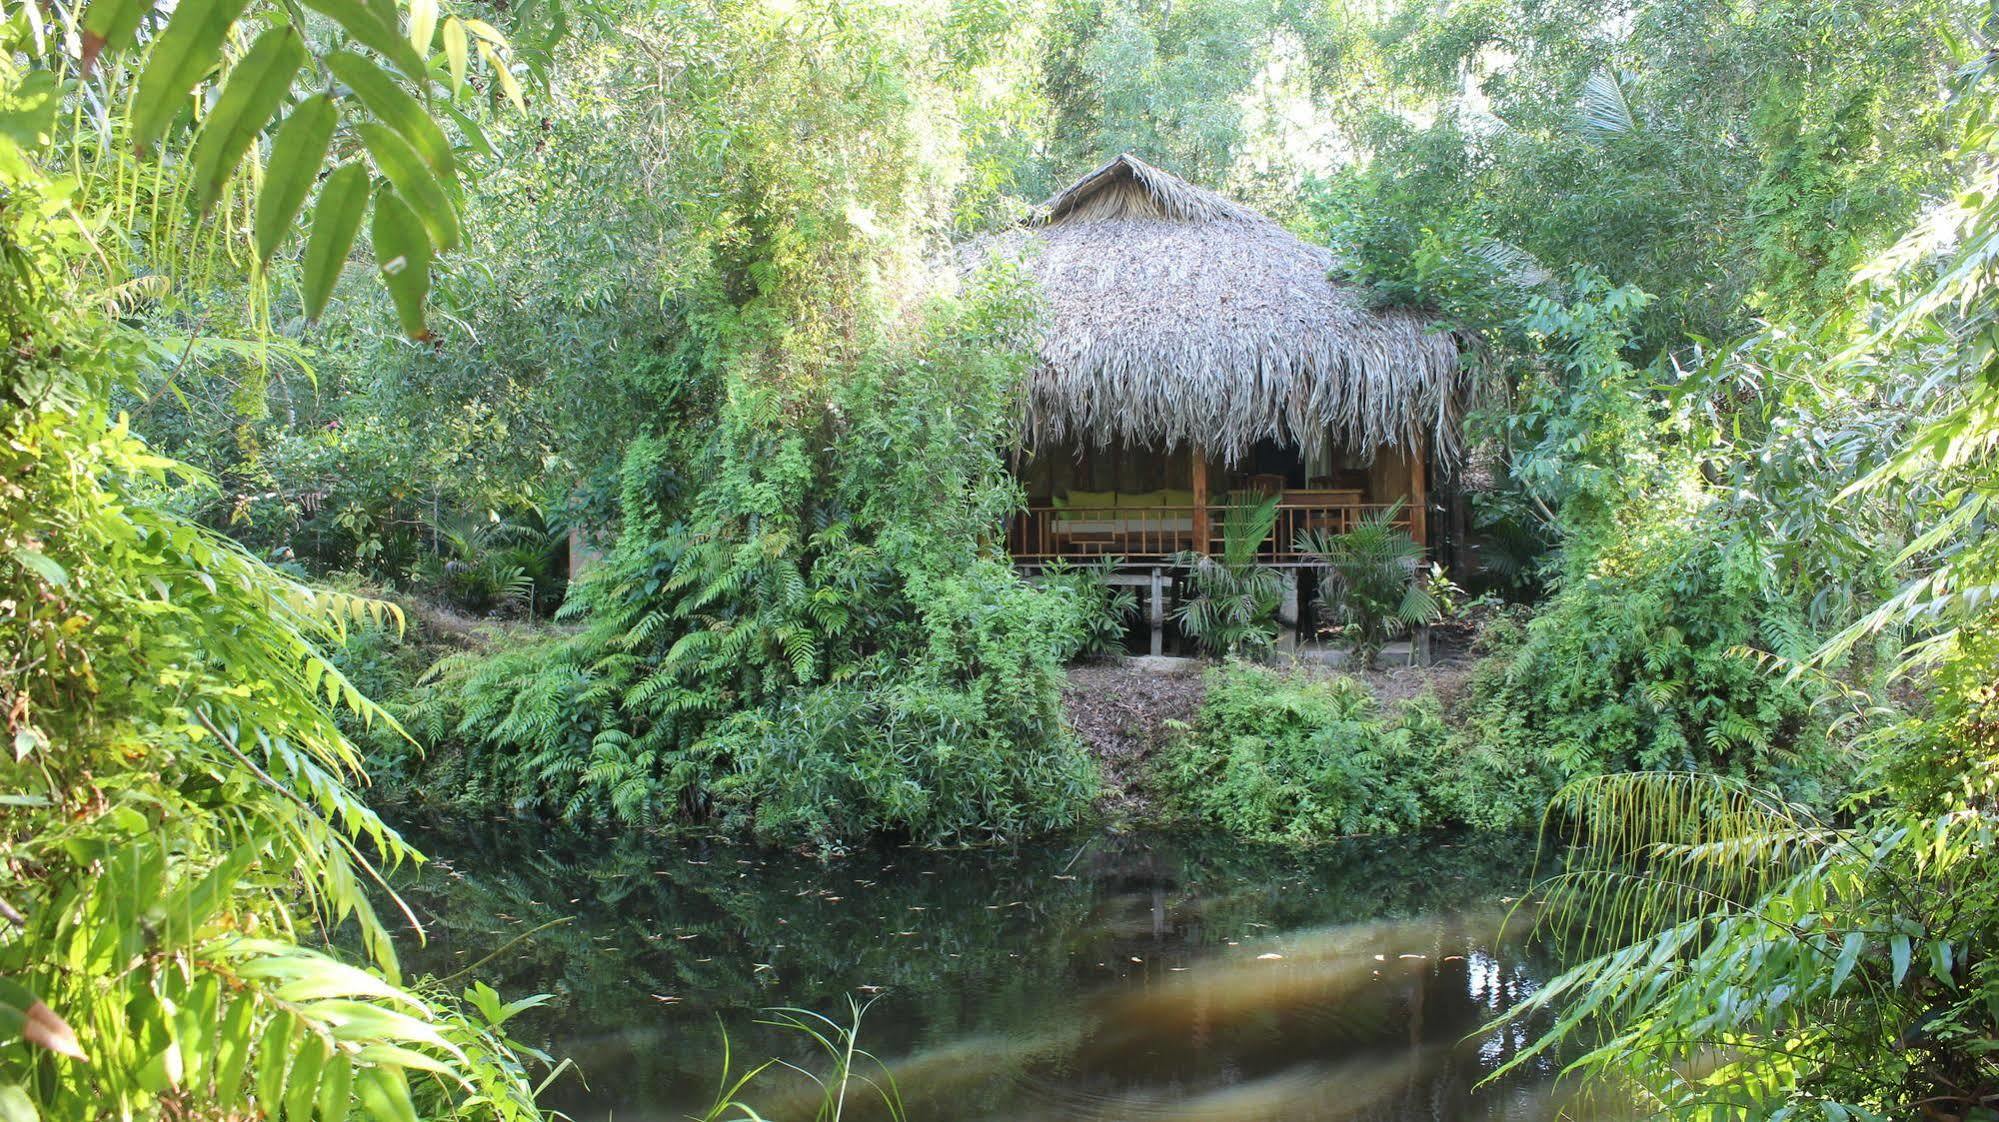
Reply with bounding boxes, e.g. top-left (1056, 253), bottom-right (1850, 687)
top-left (388, 820), bottom-right (1548, 1117)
